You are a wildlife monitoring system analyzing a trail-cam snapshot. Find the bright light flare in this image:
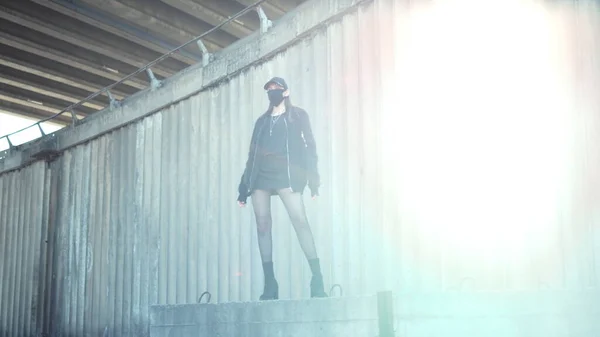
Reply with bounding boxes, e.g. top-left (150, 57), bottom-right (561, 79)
top-left (380, 1), bottom-right (576, 264)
